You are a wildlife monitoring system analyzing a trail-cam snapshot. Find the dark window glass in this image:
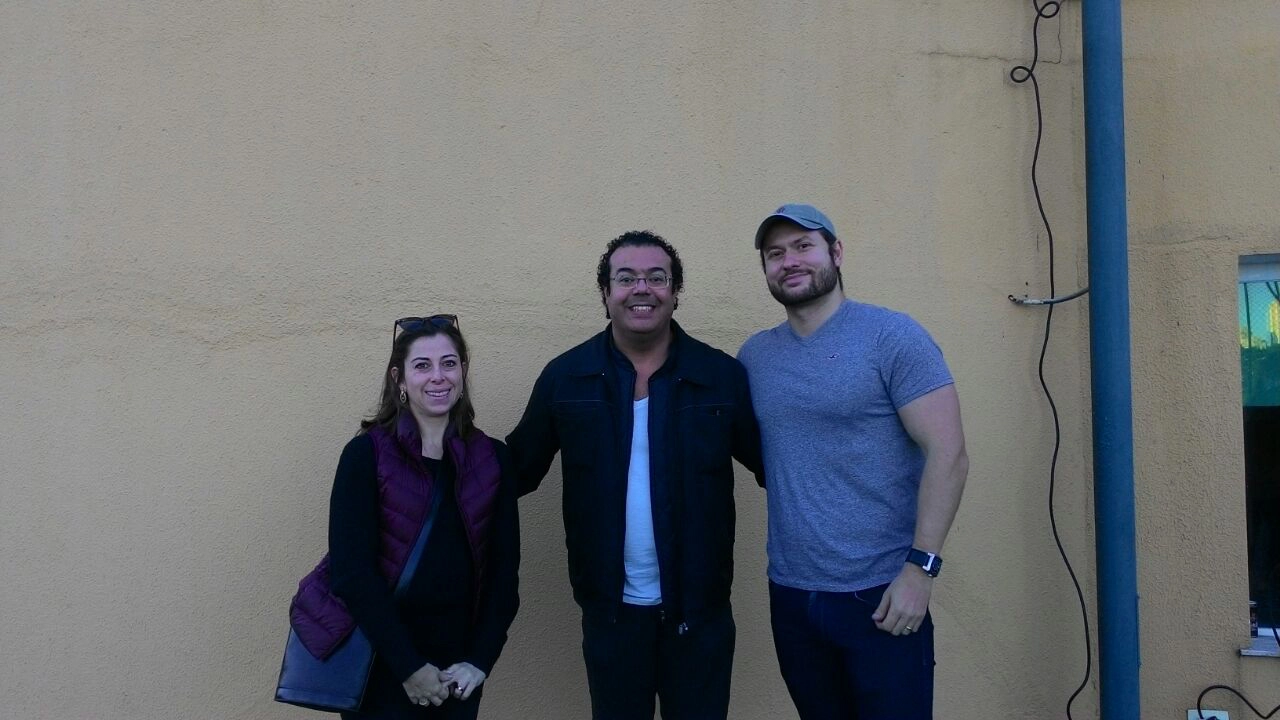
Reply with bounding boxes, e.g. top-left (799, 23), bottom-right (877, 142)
top-left (1239, 255), bottom-right (1280, 630)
